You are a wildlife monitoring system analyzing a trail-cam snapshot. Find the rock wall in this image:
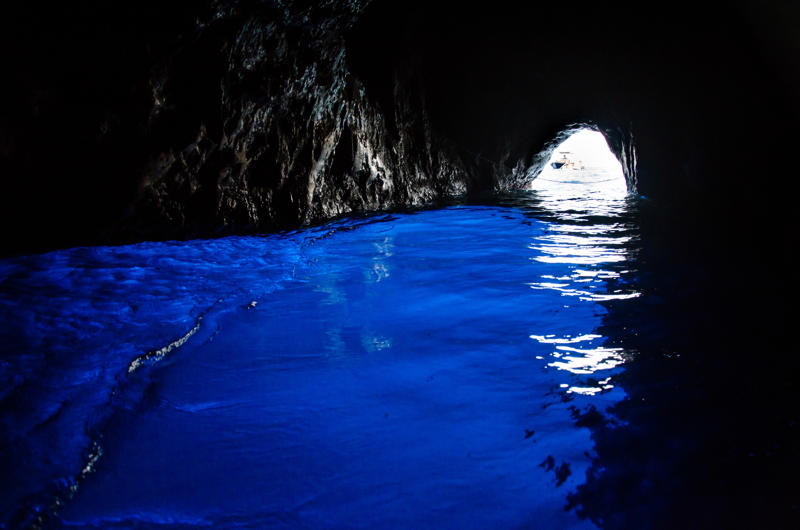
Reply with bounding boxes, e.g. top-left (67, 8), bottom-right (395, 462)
top-left (0, 0), bottom-right (475, 255)
top-left (1, 0), bottom-right (798, 256)
top-left (128, 0), bottom-right (473, 241)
